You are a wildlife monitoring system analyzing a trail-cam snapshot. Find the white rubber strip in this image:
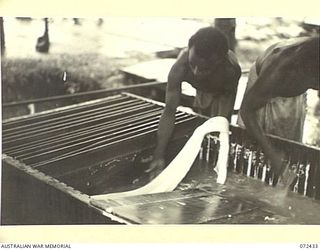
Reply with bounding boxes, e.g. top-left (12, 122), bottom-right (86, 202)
top-left (92, 116), bottom-right (229, 200)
